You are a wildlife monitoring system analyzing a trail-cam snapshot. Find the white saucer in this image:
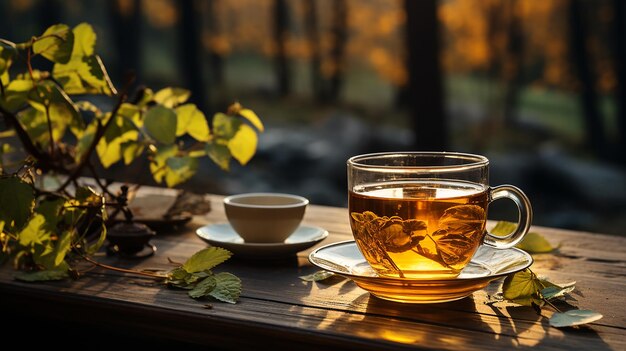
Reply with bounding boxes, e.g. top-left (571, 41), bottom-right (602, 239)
top-left (196, 223), bottom-right (329, 259)
top-left (309, 241), bottom-right (533, 303)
